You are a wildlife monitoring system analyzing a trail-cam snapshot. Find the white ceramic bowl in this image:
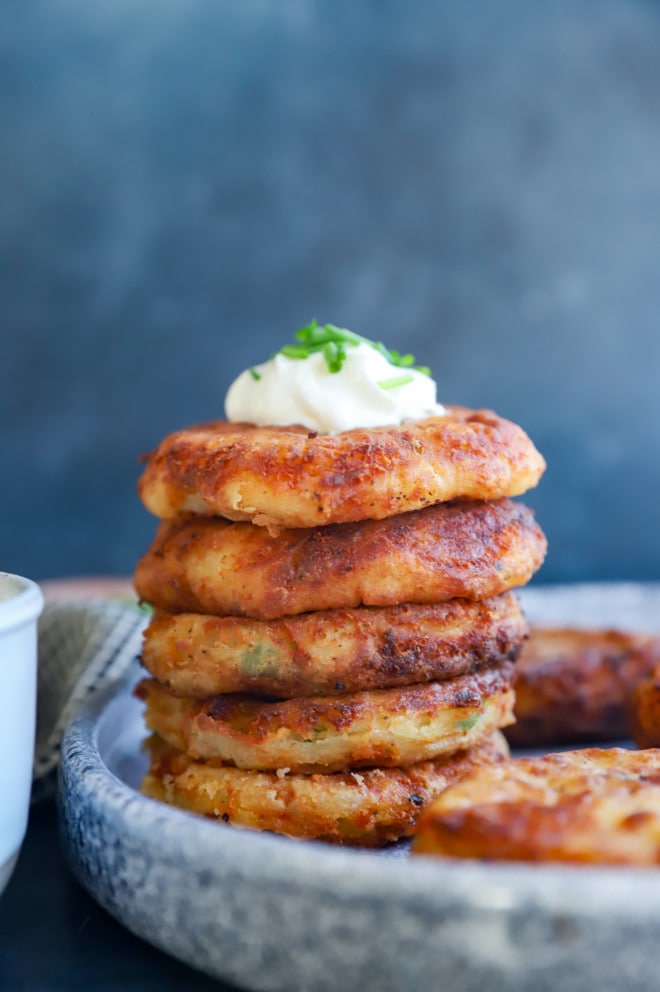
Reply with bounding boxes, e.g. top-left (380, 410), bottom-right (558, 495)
top-left (0, 573), bottom-right (43, 896)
